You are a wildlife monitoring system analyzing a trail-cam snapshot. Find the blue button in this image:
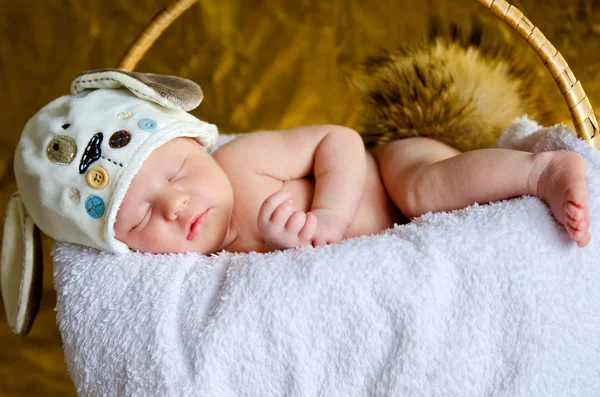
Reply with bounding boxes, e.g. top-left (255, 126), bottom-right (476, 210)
top-left (85, 195), bottom-right (105, 219)
top-left (138, 118), bottom-right (157, 132)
